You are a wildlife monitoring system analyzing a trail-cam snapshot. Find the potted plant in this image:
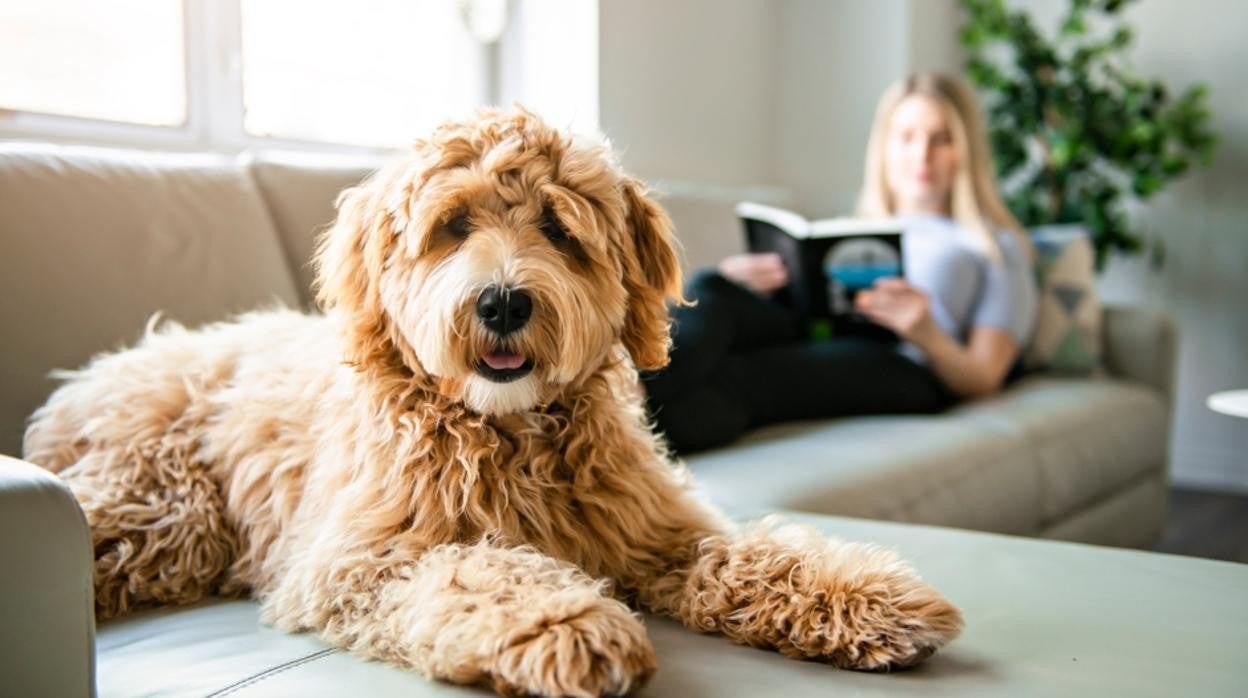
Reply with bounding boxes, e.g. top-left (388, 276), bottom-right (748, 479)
top-left (958, 0), bottom-right (1217, 269)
